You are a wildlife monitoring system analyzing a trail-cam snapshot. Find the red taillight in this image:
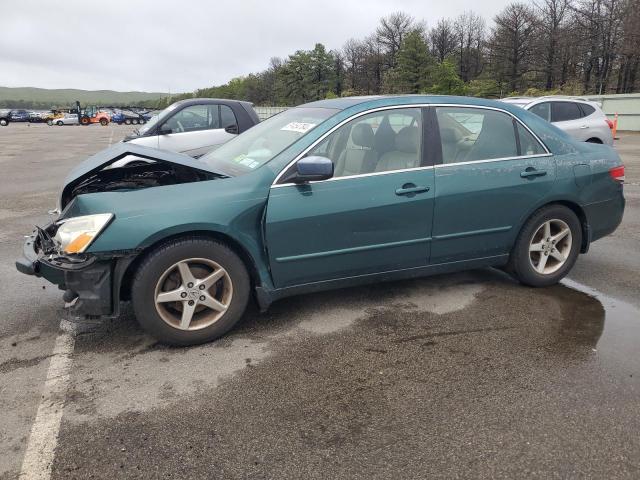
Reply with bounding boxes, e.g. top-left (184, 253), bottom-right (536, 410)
top-left (605, 119), bottom-right (614, 129)
top-left (609, 165), bottom-right (625, 183)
